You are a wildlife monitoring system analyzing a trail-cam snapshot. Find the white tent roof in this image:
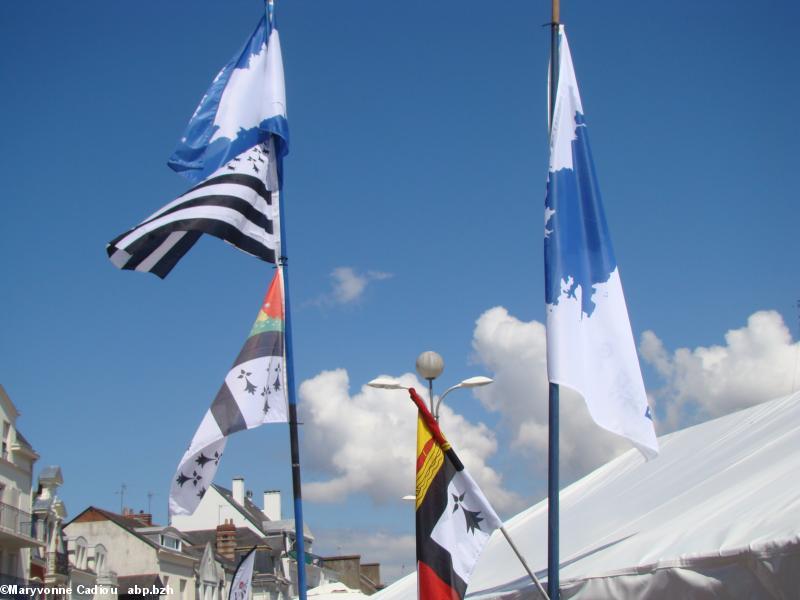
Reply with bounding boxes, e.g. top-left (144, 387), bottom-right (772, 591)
top-left (306, 582), bottom-right (368, 599)
top-left (375, 392), bottom-right (800, 598)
